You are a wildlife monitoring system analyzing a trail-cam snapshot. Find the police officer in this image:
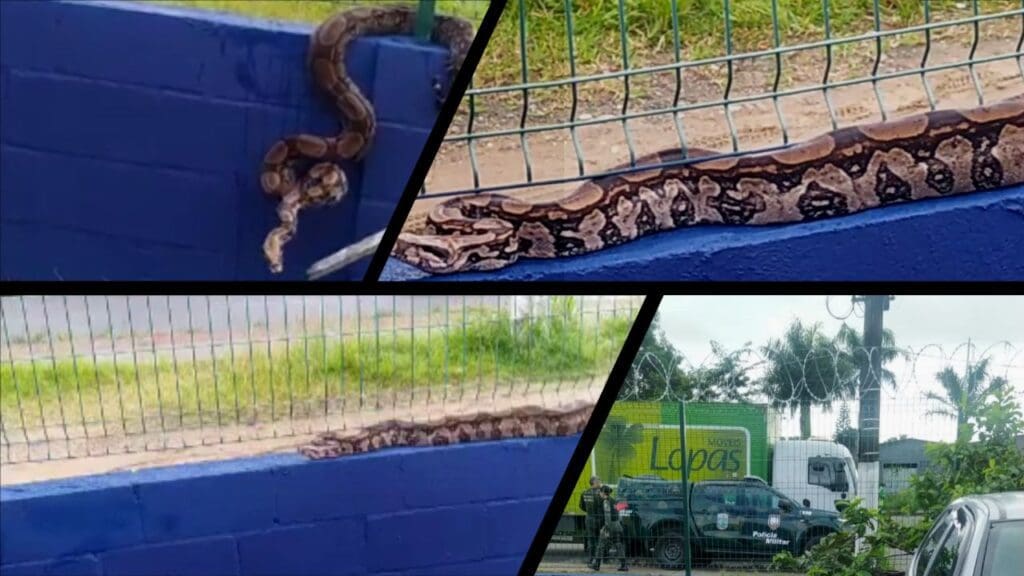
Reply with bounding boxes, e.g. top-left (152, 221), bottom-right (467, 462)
top-left (595, 485), bottom-right (628, 572)
top-left (579, 475), bottom-right (604, 569)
